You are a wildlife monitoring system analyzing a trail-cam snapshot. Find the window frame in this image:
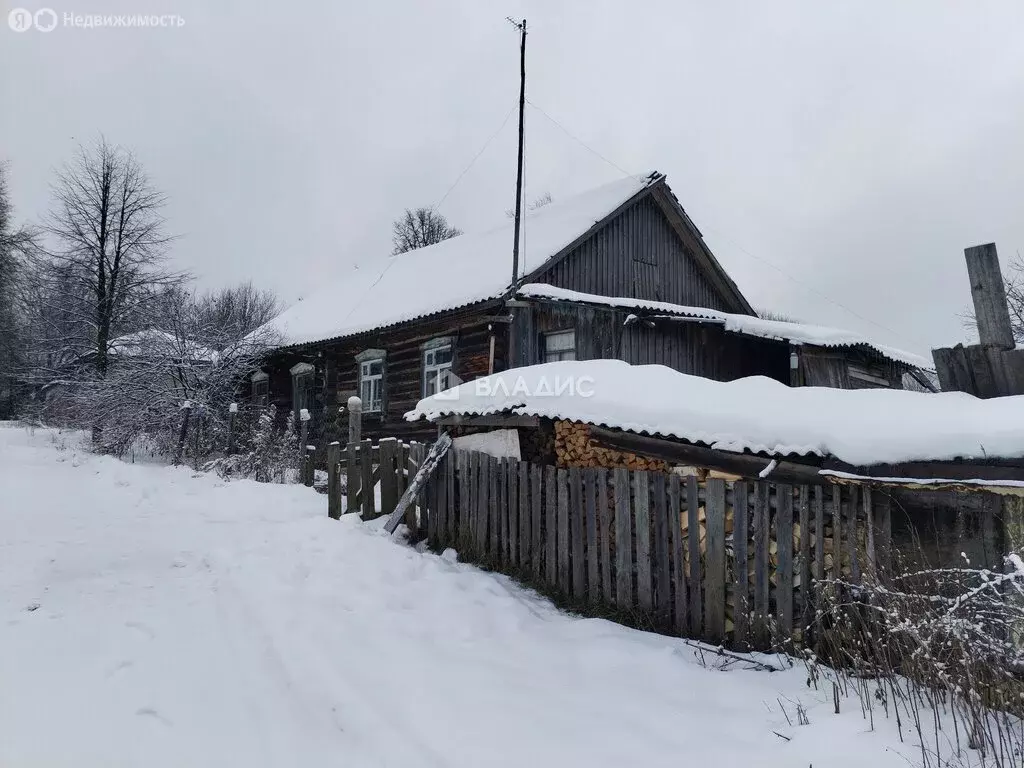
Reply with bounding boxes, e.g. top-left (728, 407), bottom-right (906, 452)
top-left (421, 337), bottom-right (455, 397)
top-left (543, 329), bottom-right (577, 363)
top-left (356, 349), bottom-right (386, 414)
top-left (250, 370), bottom-right (269, 406)
top-left (289, 362), bottom-right (315, 423)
